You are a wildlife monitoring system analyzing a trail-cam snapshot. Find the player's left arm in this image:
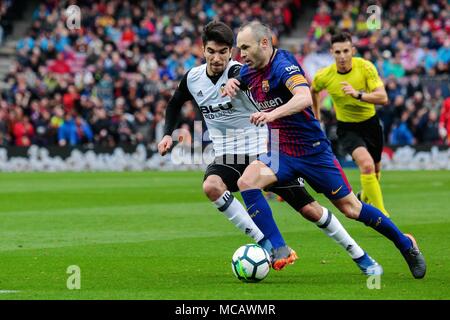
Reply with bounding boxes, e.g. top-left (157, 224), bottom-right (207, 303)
top-left (341, 60), bottom-right (388, 105)
top-left (360, 85), bottom-right (388, 105)
top-left (341, 82), bottom-right (388, 105)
